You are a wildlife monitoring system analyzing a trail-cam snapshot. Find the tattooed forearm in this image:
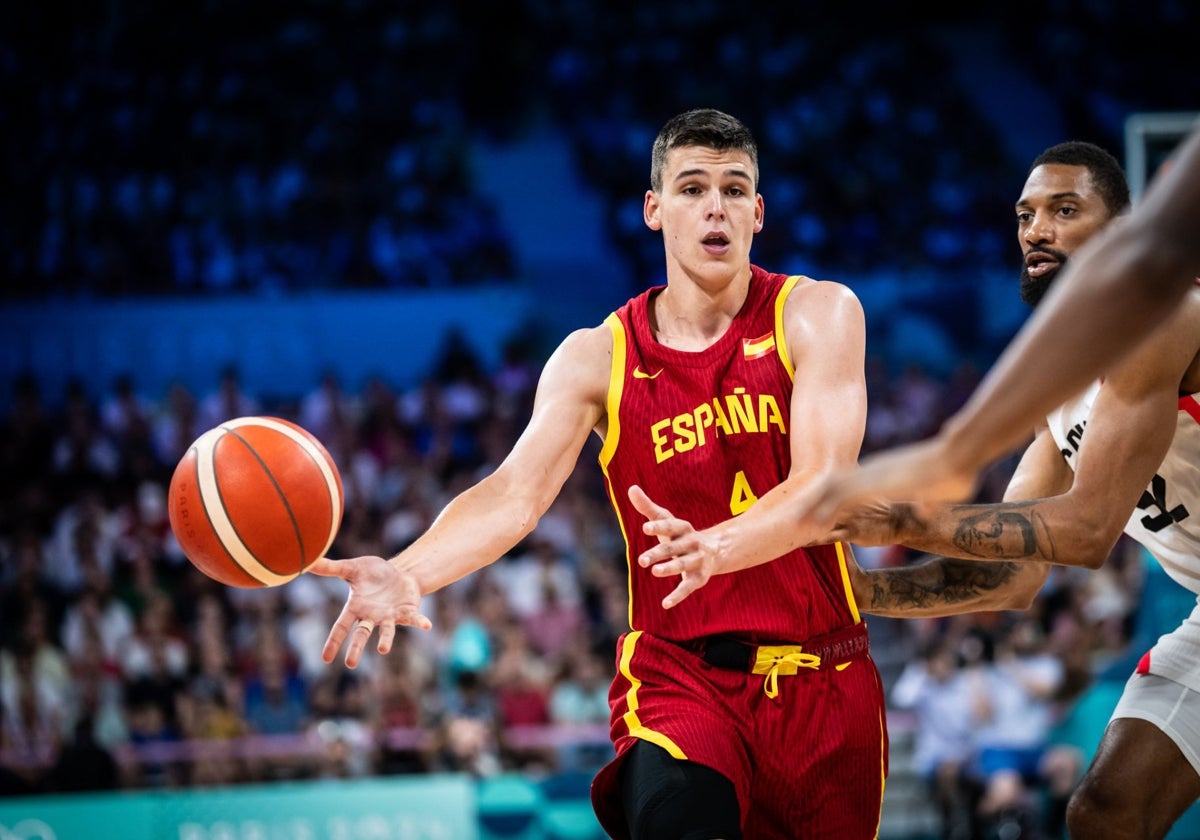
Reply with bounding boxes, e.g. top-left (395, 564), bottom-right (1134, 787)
top-left (866, 559), bottom-right (1024, 612)
top-left (950, 505), bottom-right (1057, 561)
